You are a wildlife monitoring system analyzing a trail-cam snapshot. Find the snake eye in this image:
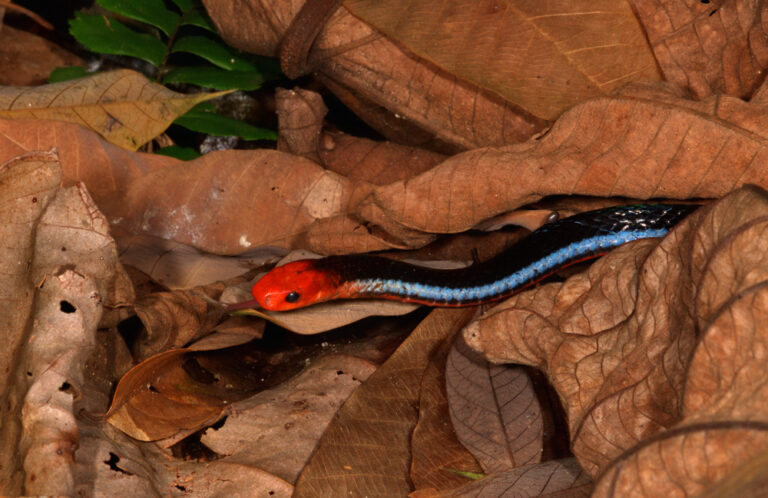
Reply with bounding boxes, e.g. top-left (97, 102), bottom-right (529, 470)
top-left (285, 291), bottom-right (301, 303)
